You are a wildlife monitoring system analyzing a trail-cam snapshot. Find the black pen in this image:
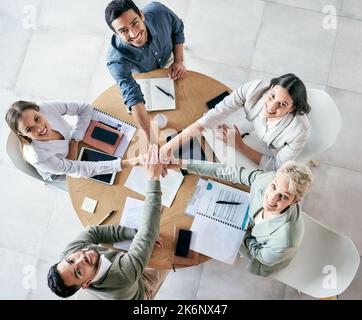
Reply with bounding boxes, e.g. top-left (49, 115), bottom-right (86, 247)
top-left (216, 201), bottom-right (241, 205)
top-left (154, 85), bottom-right (174, 100)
